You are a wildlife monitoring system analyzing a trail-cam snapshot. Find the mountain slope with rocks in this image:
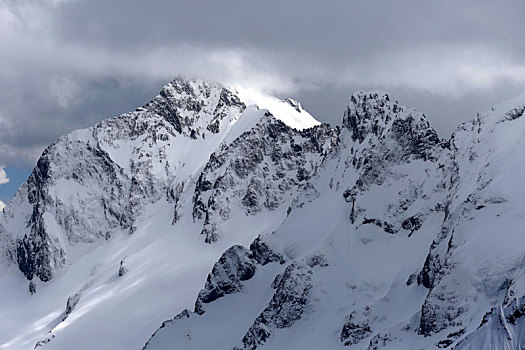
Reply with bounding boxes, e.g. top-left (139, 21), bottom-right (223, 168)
top-left (1, 78), bottom-right (525, 349)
